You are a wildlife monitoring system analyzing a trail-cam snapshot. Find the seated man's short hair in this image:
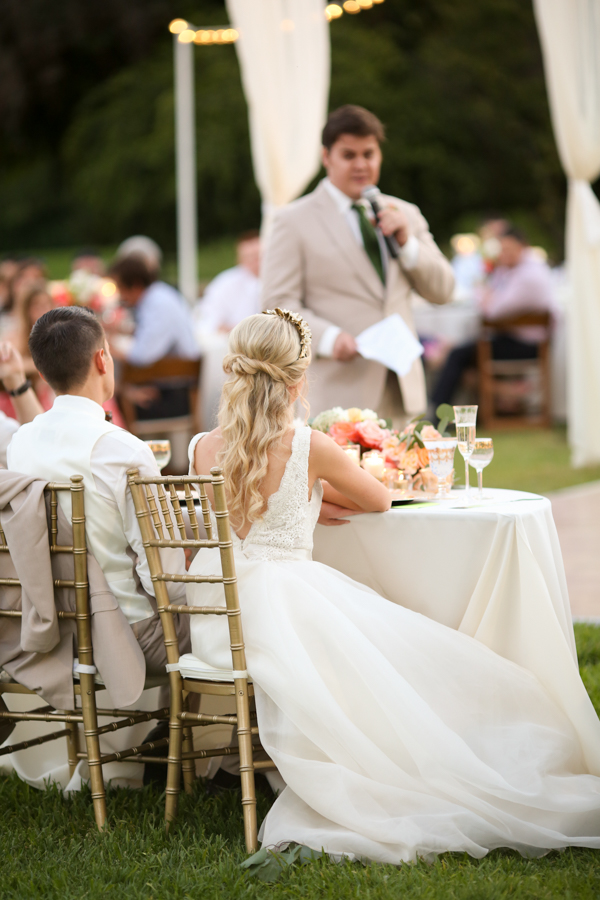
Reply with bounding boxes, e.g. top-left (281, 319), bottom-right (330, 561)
top-left (322, 105), bottom-right (385, 150)
top-left (29, 306), bottom-right (105, 393)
